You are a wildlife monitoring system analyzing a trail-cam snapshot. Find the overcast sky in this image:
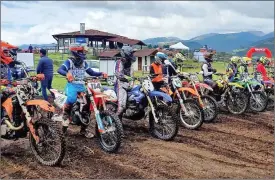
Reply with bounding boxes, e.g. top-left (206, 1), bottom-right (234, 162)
top-left (1, 1), bottom-right (274, 45)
